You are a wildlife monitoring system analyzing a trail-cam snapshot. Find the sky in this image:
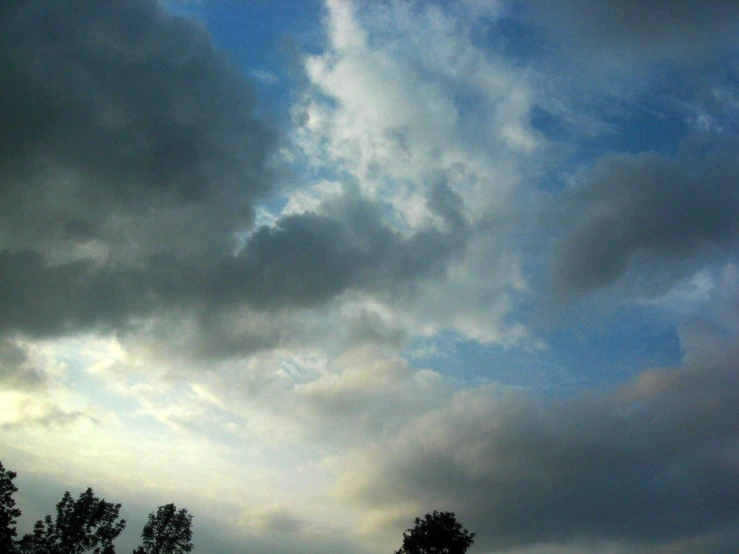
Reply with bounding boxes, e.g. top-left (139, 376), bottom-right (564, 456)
top-left (1, 1), bottom-right (739, 553)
